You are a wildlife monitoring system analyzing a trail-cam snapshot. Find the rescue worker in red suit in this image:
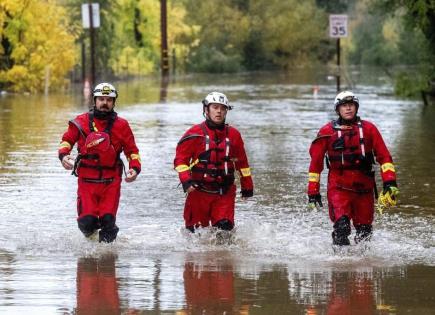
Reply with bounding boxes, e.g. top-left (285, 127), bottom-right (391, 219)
top-left (174, 92), bottom-right (254, 232)
top-left (58, 82), bottom-right (141, 243)
top-left (307, 91), bottom-right (399, 246)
